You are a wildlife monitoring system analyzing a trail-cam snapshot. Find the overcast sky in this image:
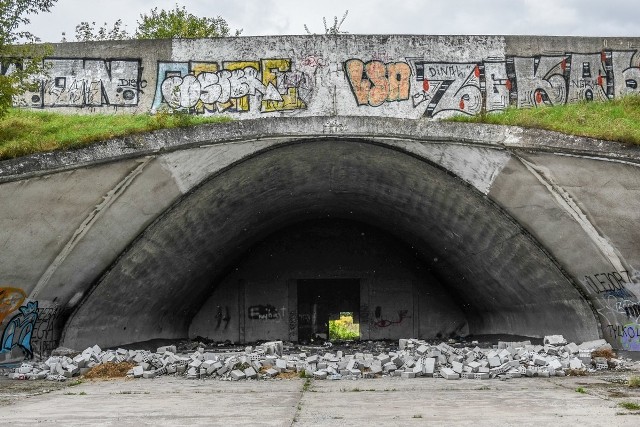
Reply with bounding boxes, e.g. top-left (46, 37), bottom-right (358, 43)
top-left (24, 0), bottom-right (640, 43)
